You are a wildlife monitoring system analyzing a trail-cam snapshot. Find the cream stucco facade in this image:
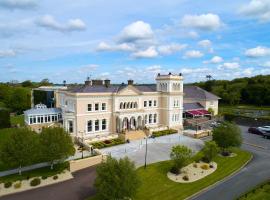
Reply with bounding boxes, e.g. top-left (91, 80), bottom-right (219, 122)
top-left (56, 74), bottom-right (184, 139)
